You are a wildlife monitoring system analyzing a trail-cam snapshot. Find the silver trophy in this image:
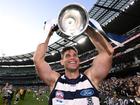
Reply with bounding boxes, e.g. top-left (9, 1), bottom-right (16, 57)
top-left (57, 4), bottom-right (123, 46)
